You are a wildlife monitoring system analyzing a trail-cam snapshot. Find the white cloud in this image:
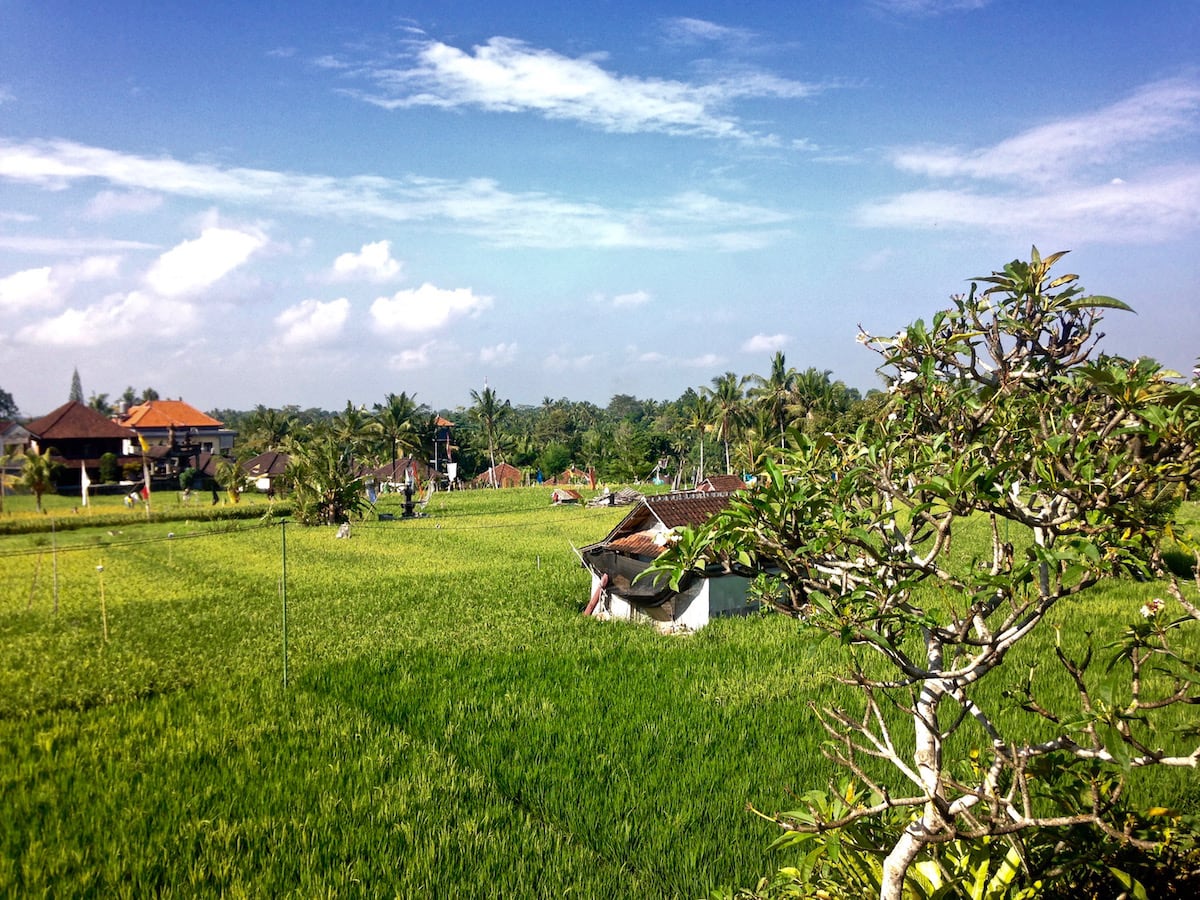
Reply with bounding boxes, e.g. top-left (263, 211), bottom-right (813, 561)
top-left (275, 297), bottom-right (350, 347)
top-left (0, 255), bottom-right (122, 313)
top-left (16, 289), bottom-right (197, 347)
top-left (61, 255), bottom-right (122, 282)
top-left (370, 282), bottom-right (492, 334)
top-left (388, 341), bottom-right (436, 370)
top-left (145, 226), bottom-right (266, 297)
top-left (0, 267), bottom-right (54, 312)
top-left (742, 333), bottom-right (789, 353)
top-left (83, 189), bottom-right (163, 219)
top-left (891, 79), bottom-right (1200, 185)
top-left (612, 290), bottom-right (651, 308)
top-left (0, 138), bottom-right (793, 251)
top-left (345, 36), bottom-right (822, 142)
top-left (685, 352), bottom-right (725, 368)
top-left (479, 342), bottom-right (518, 364)
top-left (331, 240), bottom-right (403, 282)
